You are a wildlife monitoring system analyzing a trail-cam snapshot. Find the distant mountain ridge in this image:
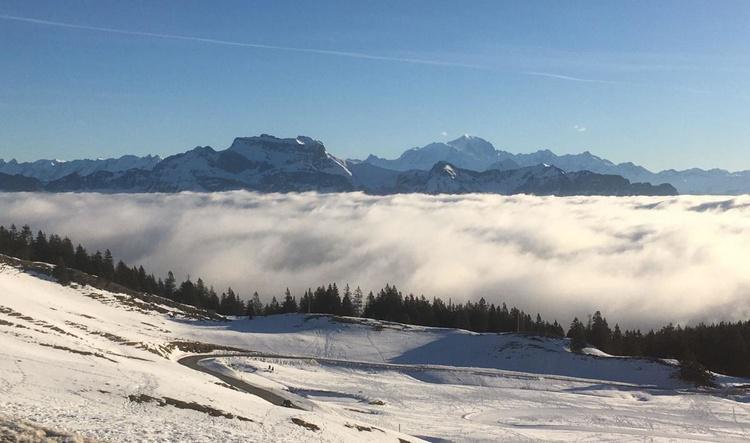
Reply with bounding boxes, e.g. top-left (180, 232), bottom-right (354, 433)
top-left (385, 161), bottom-right (675, 196)
top-left (0, 134), bottom-right (676, 196)
top-left (366, 135), bottom-right (750, 195)
top-left (0, 155), bottom-right (161, 182)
